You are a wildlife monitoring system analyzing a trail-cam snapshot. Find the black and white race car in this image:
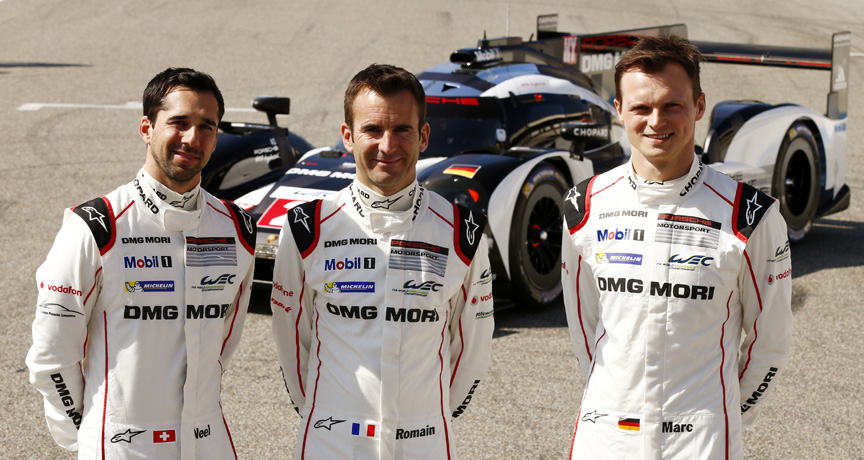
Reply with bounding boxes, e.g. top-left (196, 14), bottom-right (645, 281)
top-left (212, 16), bottom-right (851, 309)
